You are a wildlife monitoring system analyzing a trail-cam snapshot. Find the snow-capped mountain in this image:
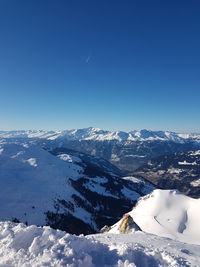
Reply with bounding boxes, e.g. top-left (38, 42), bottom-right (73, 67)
top-left (1, 127), bottom-right (200, 142)
top-left (109, 189), bottom-right (200, 245)
top-left (0, 141), bottom-right (154, 234)
top-left (46, 129), bottom-right (199, 172)
top-left (1, 127), bottom-right (200, 172)
top-left (134, 150), bottom-right (200, 198)
top-left (54, 128), bottom-right (187, 142)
